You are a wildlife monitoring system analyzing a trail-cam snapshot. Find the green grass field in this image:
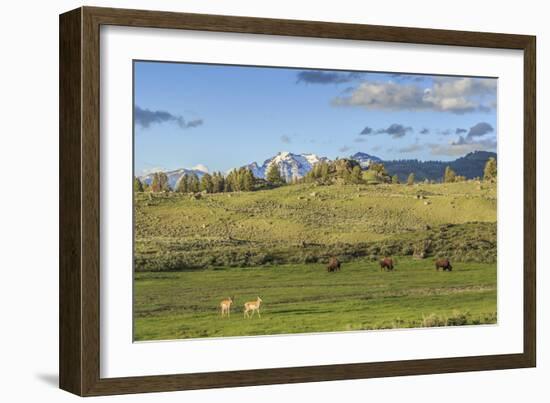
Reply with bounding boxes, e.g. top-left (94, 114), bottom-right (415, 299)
top-left (135, 181), bottom-right (496, 272)
top-left (134, 257), bottom-right (496, 341)
top-left (134, 181), bottom-right (497, 340)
